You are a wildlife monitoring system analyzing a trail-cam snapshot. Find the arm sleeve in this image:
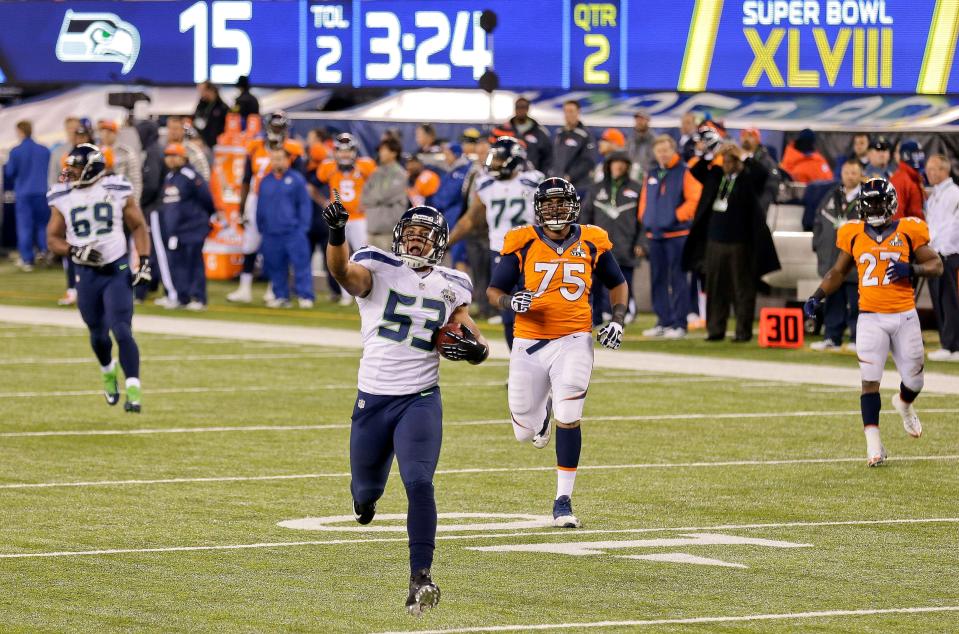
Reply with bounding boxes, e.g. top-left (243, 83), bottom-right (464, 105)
top-left (243, 157), bottom-right (253, 185)
top-left (255, 187), bottom-right (267, 234)
top-left (3, 148), bottom-right (17, 182)
top-left (676, 171), bottom-right (702, 222)
top-left (297, 181), bottom-right (312, 230)
top-left (638, 180), bottom-right (647, 222)
top-left (196, 177), bottom-right (215, 214)
top-left (489, 252), bottom-right (522, 292)
top-left (596, 249), bottom-right (627, 289)
top-left (688, 155), bottom-right (710, 184)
